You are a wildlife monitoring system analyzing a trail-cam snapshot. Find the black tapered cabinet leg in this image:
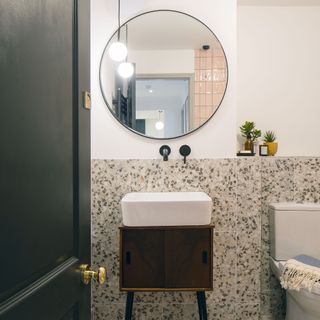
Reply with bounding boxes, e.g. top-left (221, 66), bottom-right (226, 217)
top-left (197, 292), bottom-right (204, 319)
top-left (196, 291), bottom-right (208, 320)
top-left (125, 292), bottom-right (134, 320)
